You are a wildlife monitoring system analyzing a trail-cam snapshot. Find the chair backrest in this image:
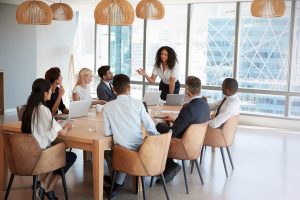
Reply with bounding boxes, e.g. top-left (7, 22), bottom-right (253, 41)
top-left (222, 115), bottom-right (239, 146)
top-left (16, 105), bottom-right (26, 121)
top-left (203, 115), bottom-right (239, 147)
top-left (2, 131), bottom-right (42, 176)
top-left (181, 123), bottom-right (208, 160)
top-left (138, 133), bottom-right (172, 175)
